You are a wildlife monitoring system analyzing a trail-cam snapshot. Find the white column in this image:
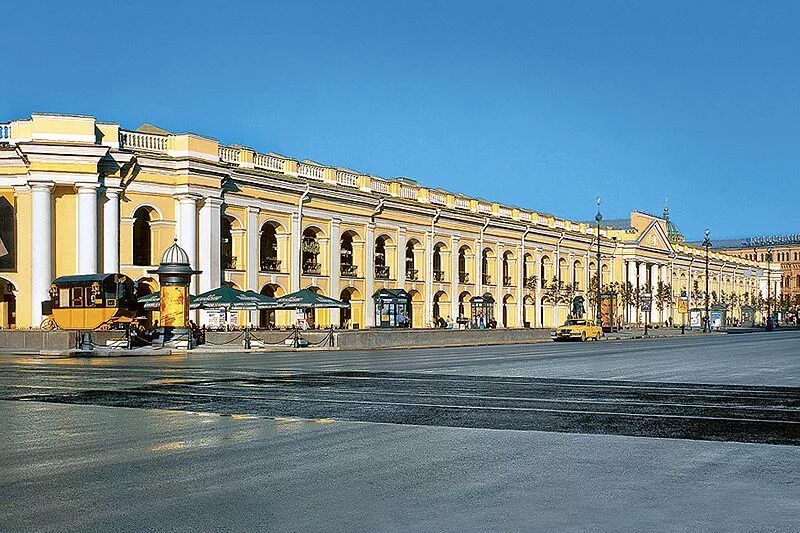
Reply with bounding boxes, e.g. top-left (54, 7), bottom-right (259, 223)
top-left (516, 244), bottom-right (524, 327)
top-left (534, 247), bottom-right (542, 327)
top-left (102, 186), bottom-right (121, 273)
top-left (176, 195), bottom-right (199, 293)
top-left (290, 212), bottom-right (301, 291)
top-left (476, 239), bottom-right (483, 296)
top-left (365, 222), bottom-right (376, 327)
top-left (246, 207), bottom-right (260, 326)
top-left (329, 219), bottom-right (341, 325)
top-left (553, 246), bottom-right (561, 326)
top-left (450, 235), bottom-right (460, 320)
top-left (198, 197), bottom-right (222, 294)
top-left (662, 264), bottom-right (671, 323)
top-left (495, 244), bottom-right (503, 321)
top-left (626, 261), bottom-right (637, 324)
top-left (30, 182), bottom-right (54, 327)
top-left (638, 262), bottom-right (648, 324)
top-left (424, 231), bottom-right (434, 324)
top-left (651, 263), bottom-right (660, 323)
top-left (397, 227), bottom-right (406, 286)
top-left (76, 183), bottom-right (99, 274)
